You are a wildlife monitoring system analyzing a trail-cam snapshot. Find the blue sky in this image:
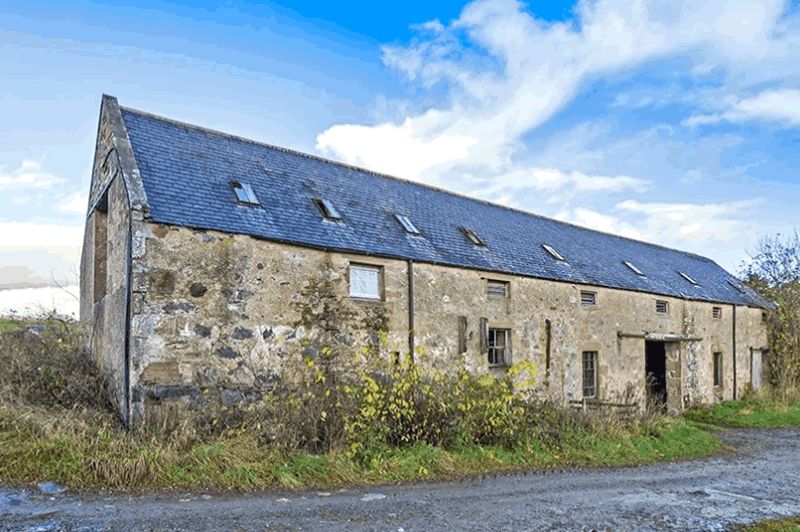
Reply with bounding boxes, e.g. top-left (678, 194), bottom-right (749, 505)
top-left (1, 0), bottom-right (799, 307)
